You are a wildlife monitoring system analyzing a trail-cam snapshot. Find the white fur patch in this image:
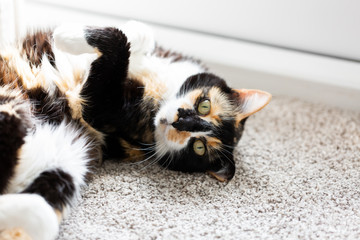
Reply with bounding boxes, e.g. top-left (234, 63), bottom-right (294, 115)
top-left (121, 20), bottom-right (155, 55)
top-left (6, 121), bottom-right (91, 197)
top-left (53, 24), bottom-right (95, 55)
top-left (0, 193), bottom-right (58, 240)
